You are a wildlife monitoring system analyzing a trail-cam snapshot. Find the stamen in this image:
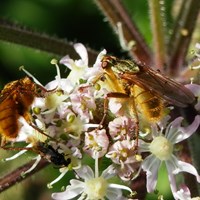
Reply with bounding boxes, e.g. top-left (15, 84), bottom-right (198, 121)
top-left (21, 155), bottom-right (41, 177)
top-left (47, 168), bottom-right (69, 188)
top-left (3, 149), bottom-right (27, 161)
top-left (19, 66), bottom-right (43, 86)
top-left (109, 183), bottom-right (133, 193)
top-left (95, 152), bottom-right (99, 178)
top-left (51, 59), bottom-right (61, 89)
top-left (3, 143), bottom-right (32, 161)
top-left (116, 22), bottom-right (135, 51)
top-left (189, 65), bottom-right (200, 70)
